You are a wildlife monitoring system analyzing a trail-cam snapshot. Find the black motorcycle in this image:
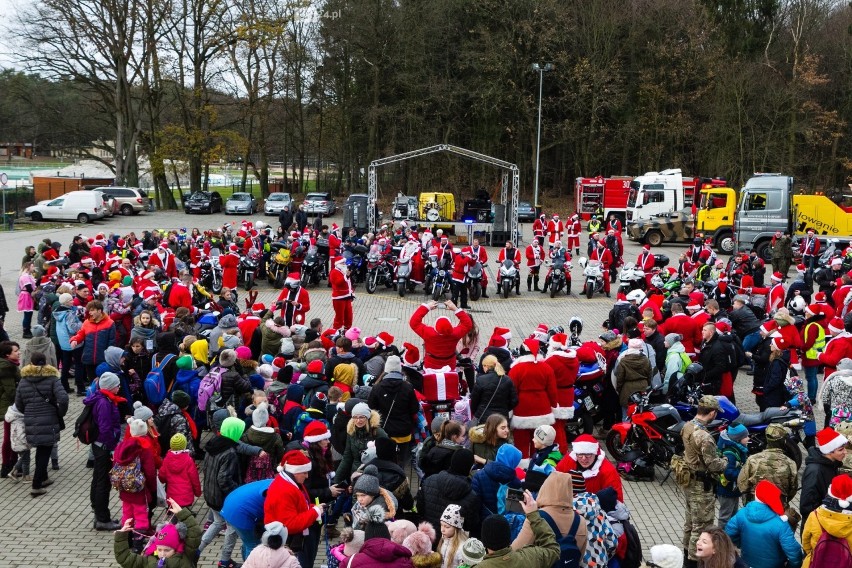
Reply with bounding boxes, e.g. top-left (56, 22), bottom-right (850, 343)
top-left (200, 248), bottom-right (223, 294)
top-left (300, 246), bottom-right (324, 288)
top-left (547, 260), bottom-right (571, 297)
top-left (365, 252), bottom-right (395, 294)
top-left (238, 250), bottom-right (260, 291)
top-left (467, 261), bottom-right (483, 301)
